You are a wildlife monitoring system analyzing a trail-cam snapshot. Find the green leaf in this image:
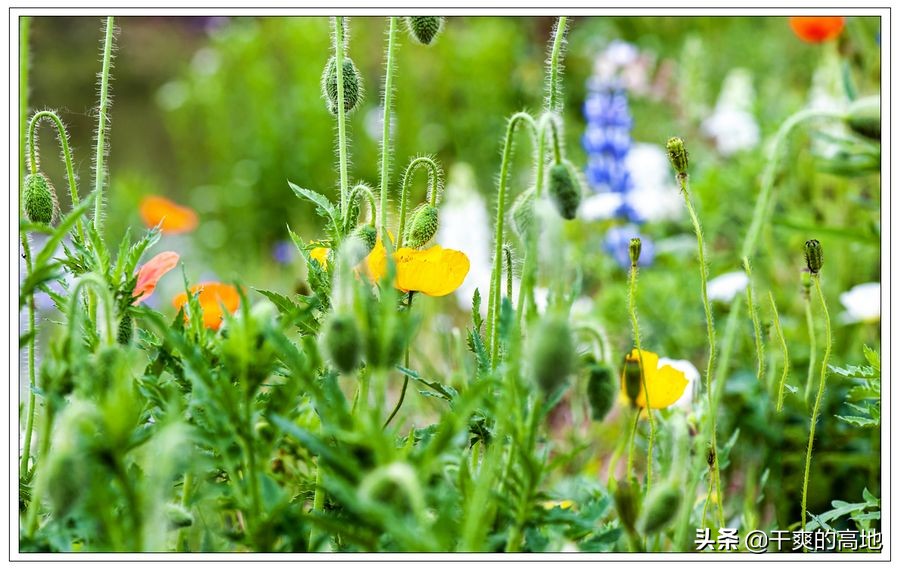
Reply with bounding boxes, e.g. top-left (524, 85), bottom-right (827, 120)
top-left (288, 182), bottom-right (341, 235)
